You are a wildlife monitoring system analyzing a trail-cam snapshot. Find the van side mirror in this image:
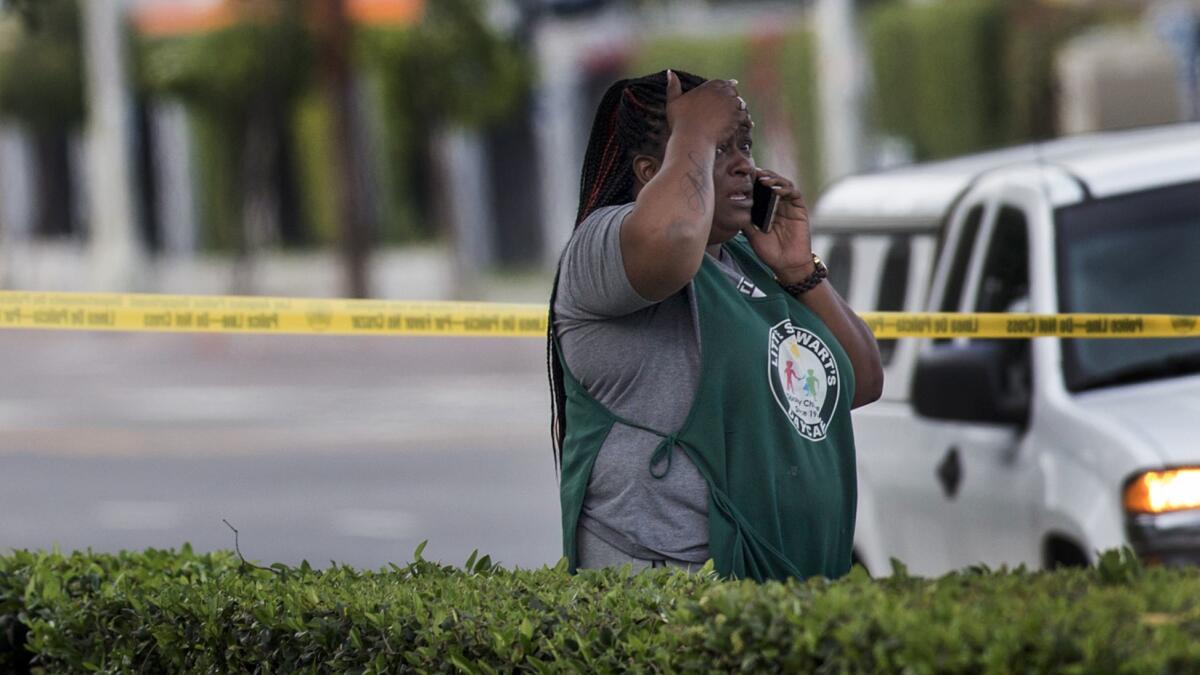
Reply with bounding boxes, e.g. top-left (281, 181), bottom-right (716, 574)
top-left (912, 342), bottom-right (1029, 425)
